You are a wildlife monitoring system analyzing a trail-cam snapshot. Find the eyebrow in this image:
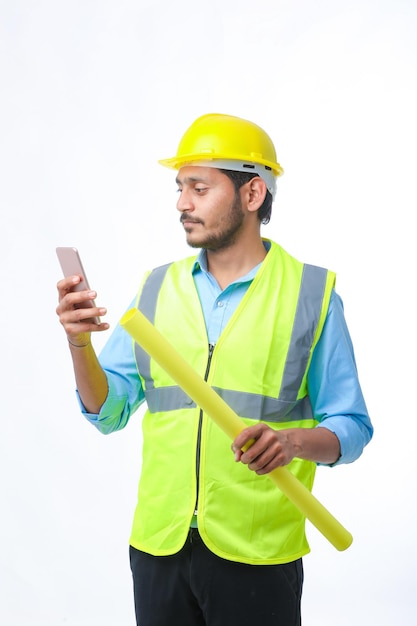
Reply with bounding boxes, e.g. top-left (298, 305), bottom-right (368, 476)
top-left (175, 175), bottom-right (208, 185)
